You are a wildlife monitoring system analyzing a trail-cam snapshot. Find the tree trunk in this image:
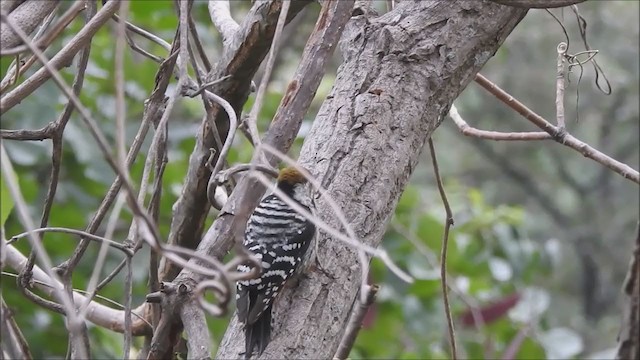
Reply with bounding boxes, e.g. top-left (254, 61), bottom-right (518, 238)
top-left (217, 1), bottom-right (527, 358)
